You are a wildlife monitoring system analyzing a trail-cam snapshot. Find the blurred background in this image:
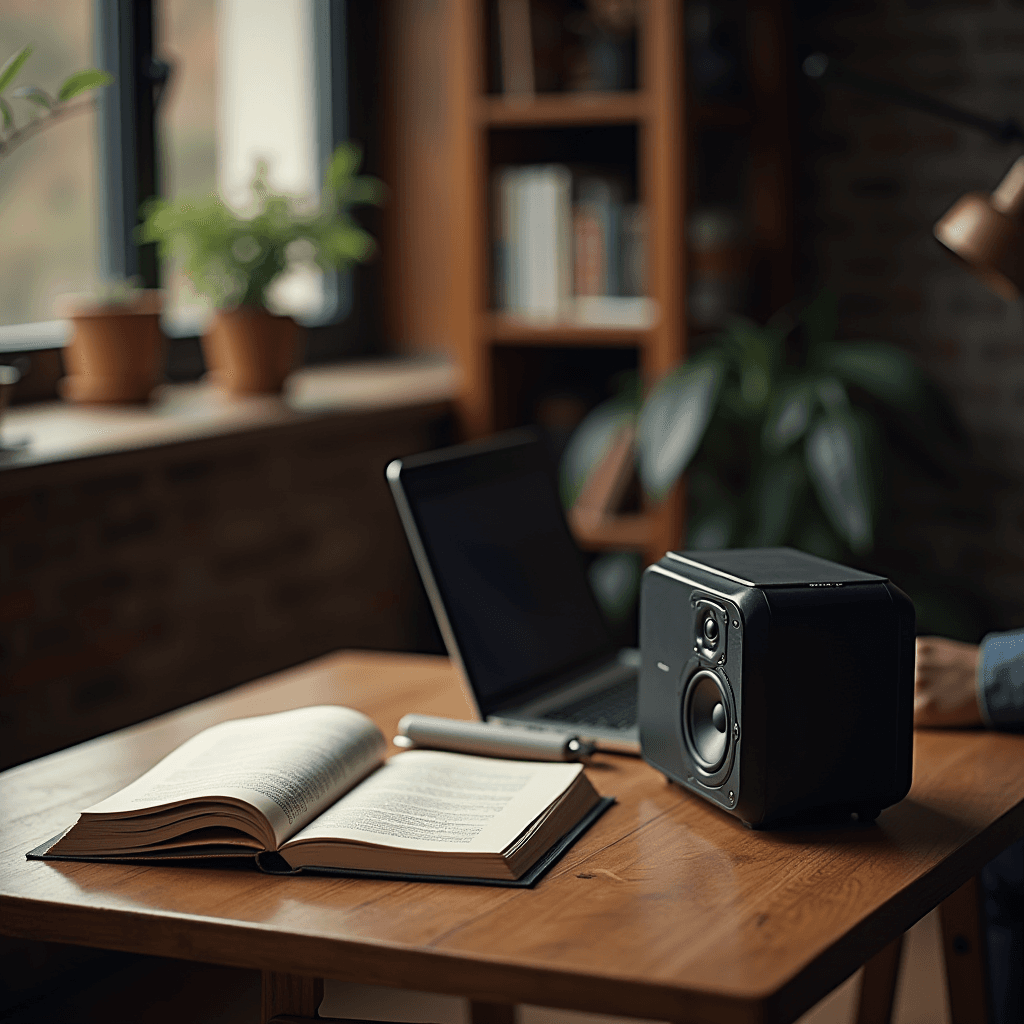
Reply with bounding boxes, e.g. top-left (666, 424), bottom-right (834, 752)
top-left (0, 1), bottom-right (1022, 1021)
top-left (1, 0), bottom-right (1023, 821)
